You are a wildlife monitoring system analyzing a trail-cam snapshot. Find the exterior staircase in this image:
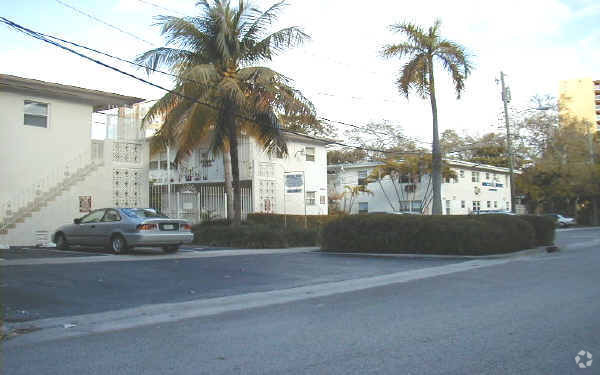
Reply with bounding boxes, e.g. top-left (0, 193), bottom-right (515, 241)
top-left (0, 147), bottom-right (103, 237)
